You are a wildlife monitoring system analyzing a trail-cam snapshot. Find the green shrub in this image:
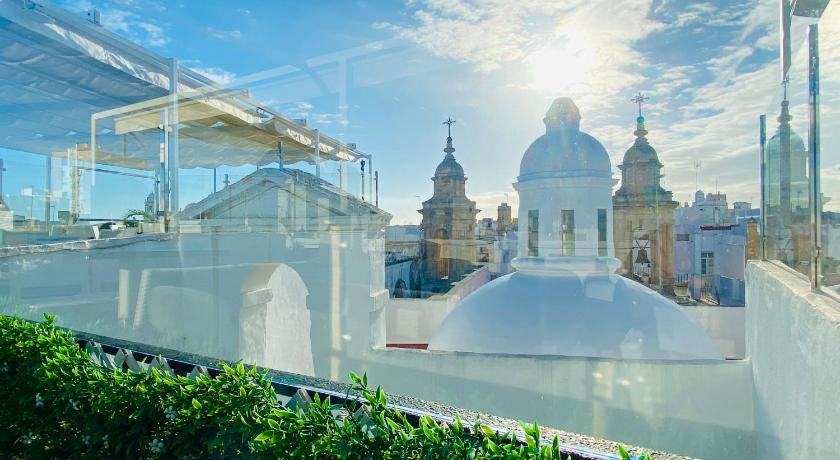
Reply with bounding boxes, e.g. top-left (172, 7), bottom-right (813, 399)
top-left (0, 315), bottom-right (649, 459)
